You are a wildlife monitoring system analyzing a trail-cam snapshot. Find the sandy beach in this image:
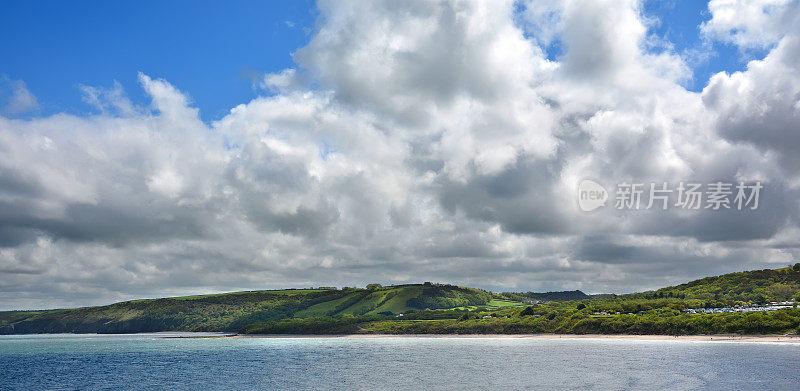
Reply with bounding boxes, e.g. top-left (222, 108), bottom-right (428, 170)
top-left (232, 333), bottom-right (800, 343)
